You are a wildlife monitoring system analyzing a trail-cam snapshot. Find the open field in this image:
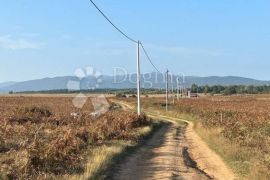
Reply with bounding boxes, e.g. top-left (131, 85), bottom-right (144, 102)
top-left (0, 93), bottom-right (116, 98)
top-left (123, 94), bottom-right (270, 179)
top-left (0, 96), bottom-right (153, 179)
top-left (1, 94), bottom-right (269, 179)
